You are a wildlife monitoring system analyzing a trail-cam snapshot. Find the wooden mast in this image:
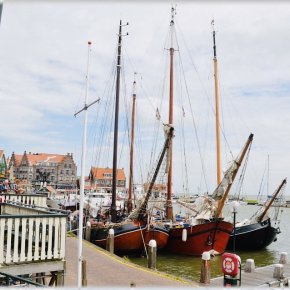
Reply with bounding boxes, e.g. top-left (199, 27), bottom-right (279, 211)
top-left (215, 133), bottom-right (254, 218)
top-left (111, 20), bottom-right (123, 223)
top-left (258, 178), bottom-right (287, 223)
top-left (166, 6), bottom-right (175, 220)
top-left (127, 74), bottom-right (137, 213)
top-left (212, 20), bottom-right (222, 186)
